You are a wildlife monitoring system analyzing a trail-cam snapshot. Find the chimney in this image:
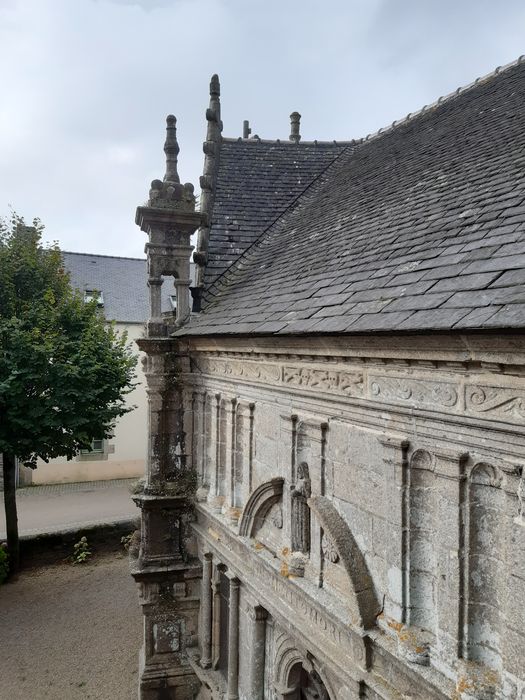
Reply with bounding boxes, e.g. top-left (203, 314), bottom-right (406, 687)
top-left (243, 120), bottom-right (251, 139)
top-left (289, 112), bottom-right (301, 143)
